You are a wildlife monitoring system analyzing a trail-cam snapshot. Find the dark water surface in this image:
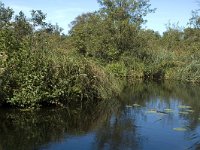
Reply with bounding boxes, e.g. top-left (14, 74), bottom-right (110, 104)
top-left (0, 81), bottom-right (200, 150)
